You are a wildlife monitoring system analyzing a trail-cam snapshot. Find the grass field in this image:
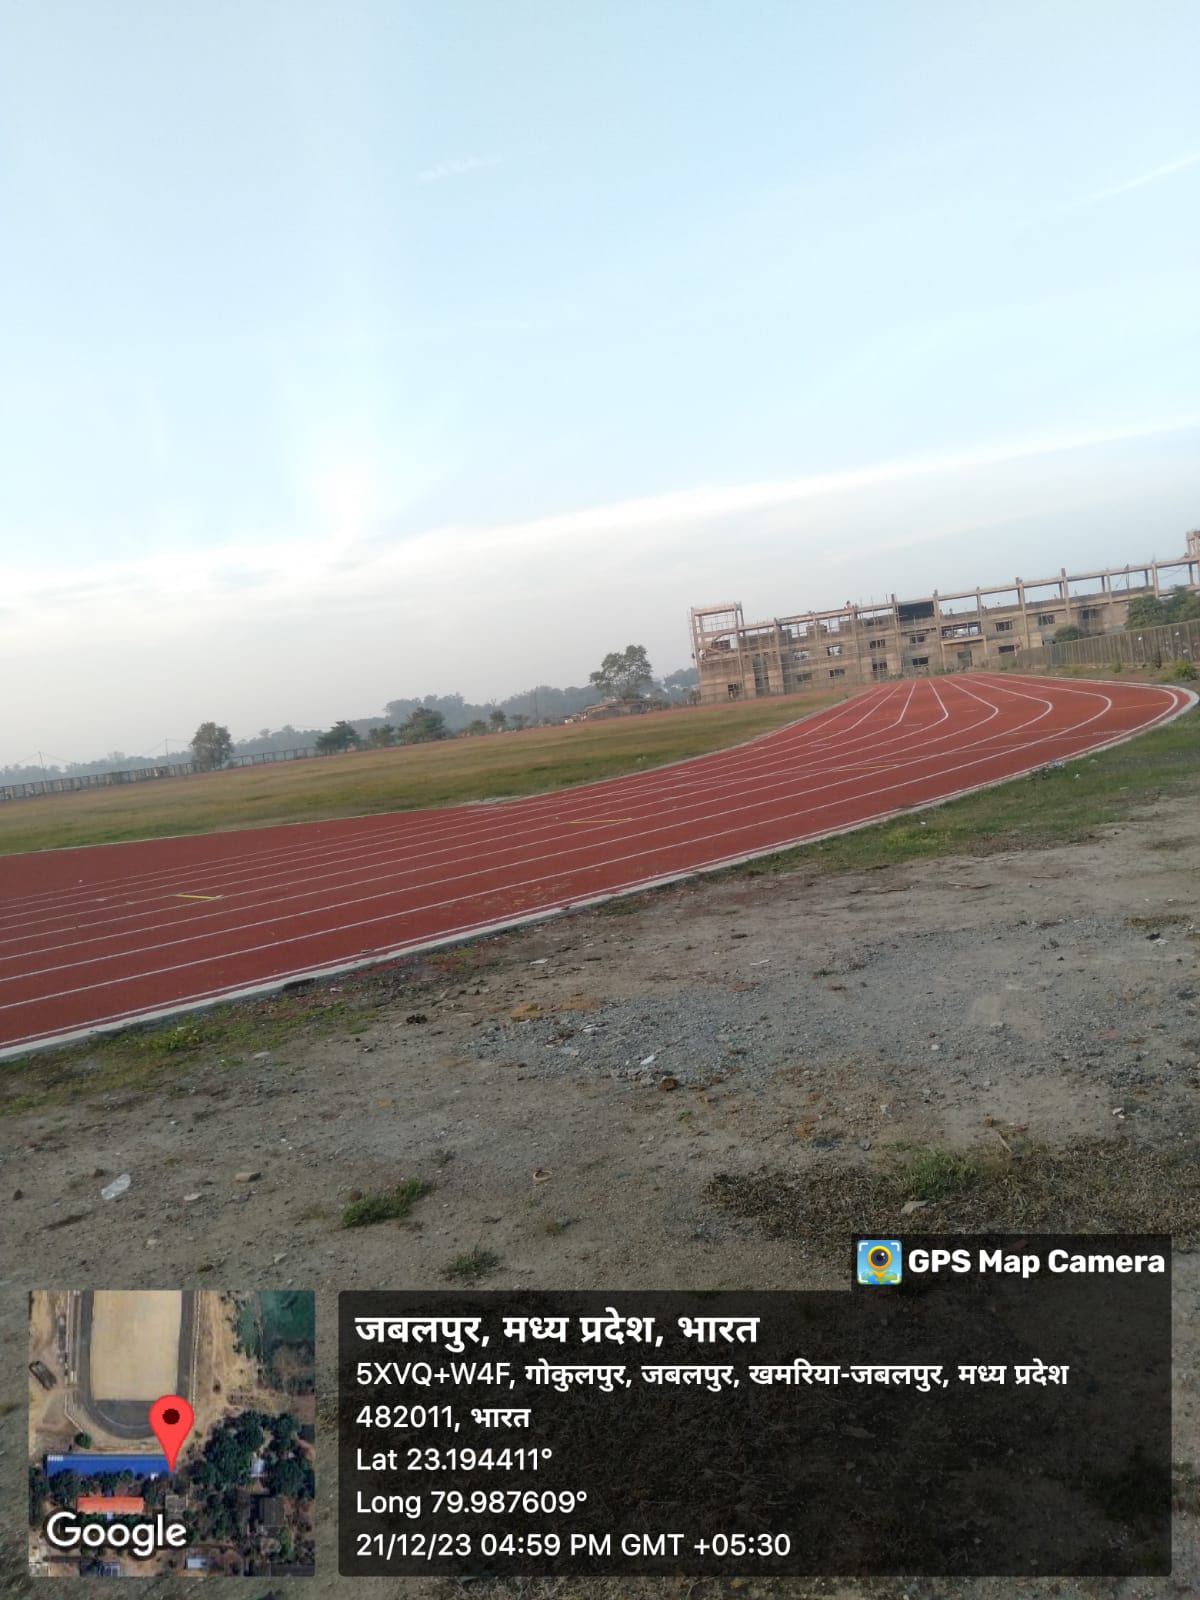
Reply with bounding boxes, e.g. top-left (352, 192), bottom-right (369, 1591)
top-left (235, 1291), bottom-right (315, 1388)
top-left (0, 692), bottom-right (845, 857)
